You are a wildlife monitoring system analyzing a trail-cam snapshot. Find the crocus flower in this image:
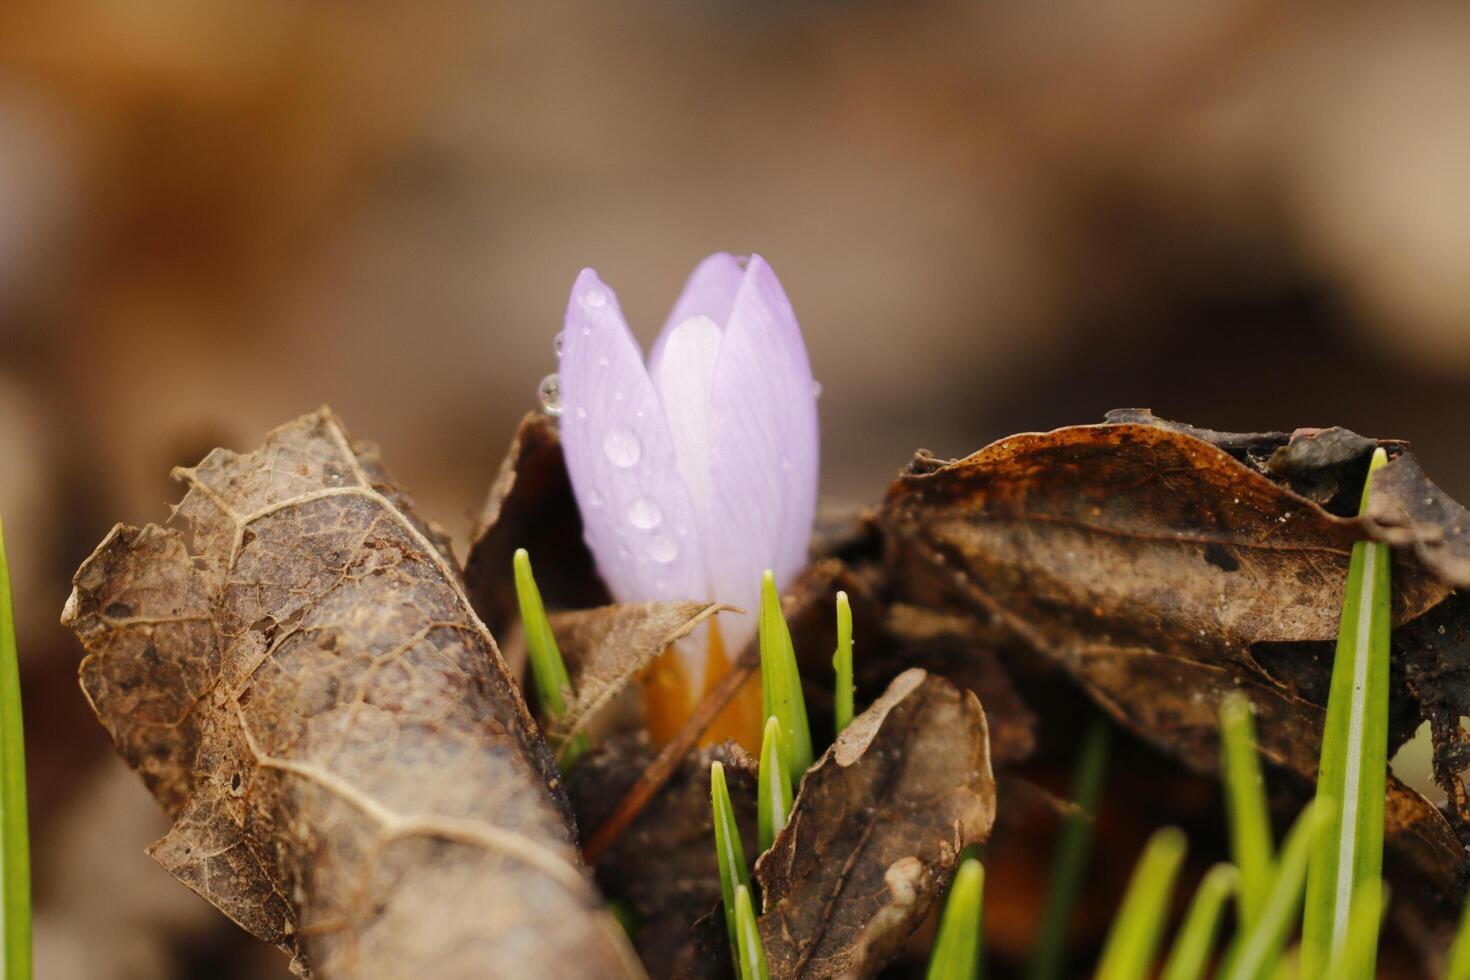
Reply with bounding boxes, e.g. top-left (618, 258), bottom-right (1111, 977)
top-left (558, 253), bottom-right (818, 741)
